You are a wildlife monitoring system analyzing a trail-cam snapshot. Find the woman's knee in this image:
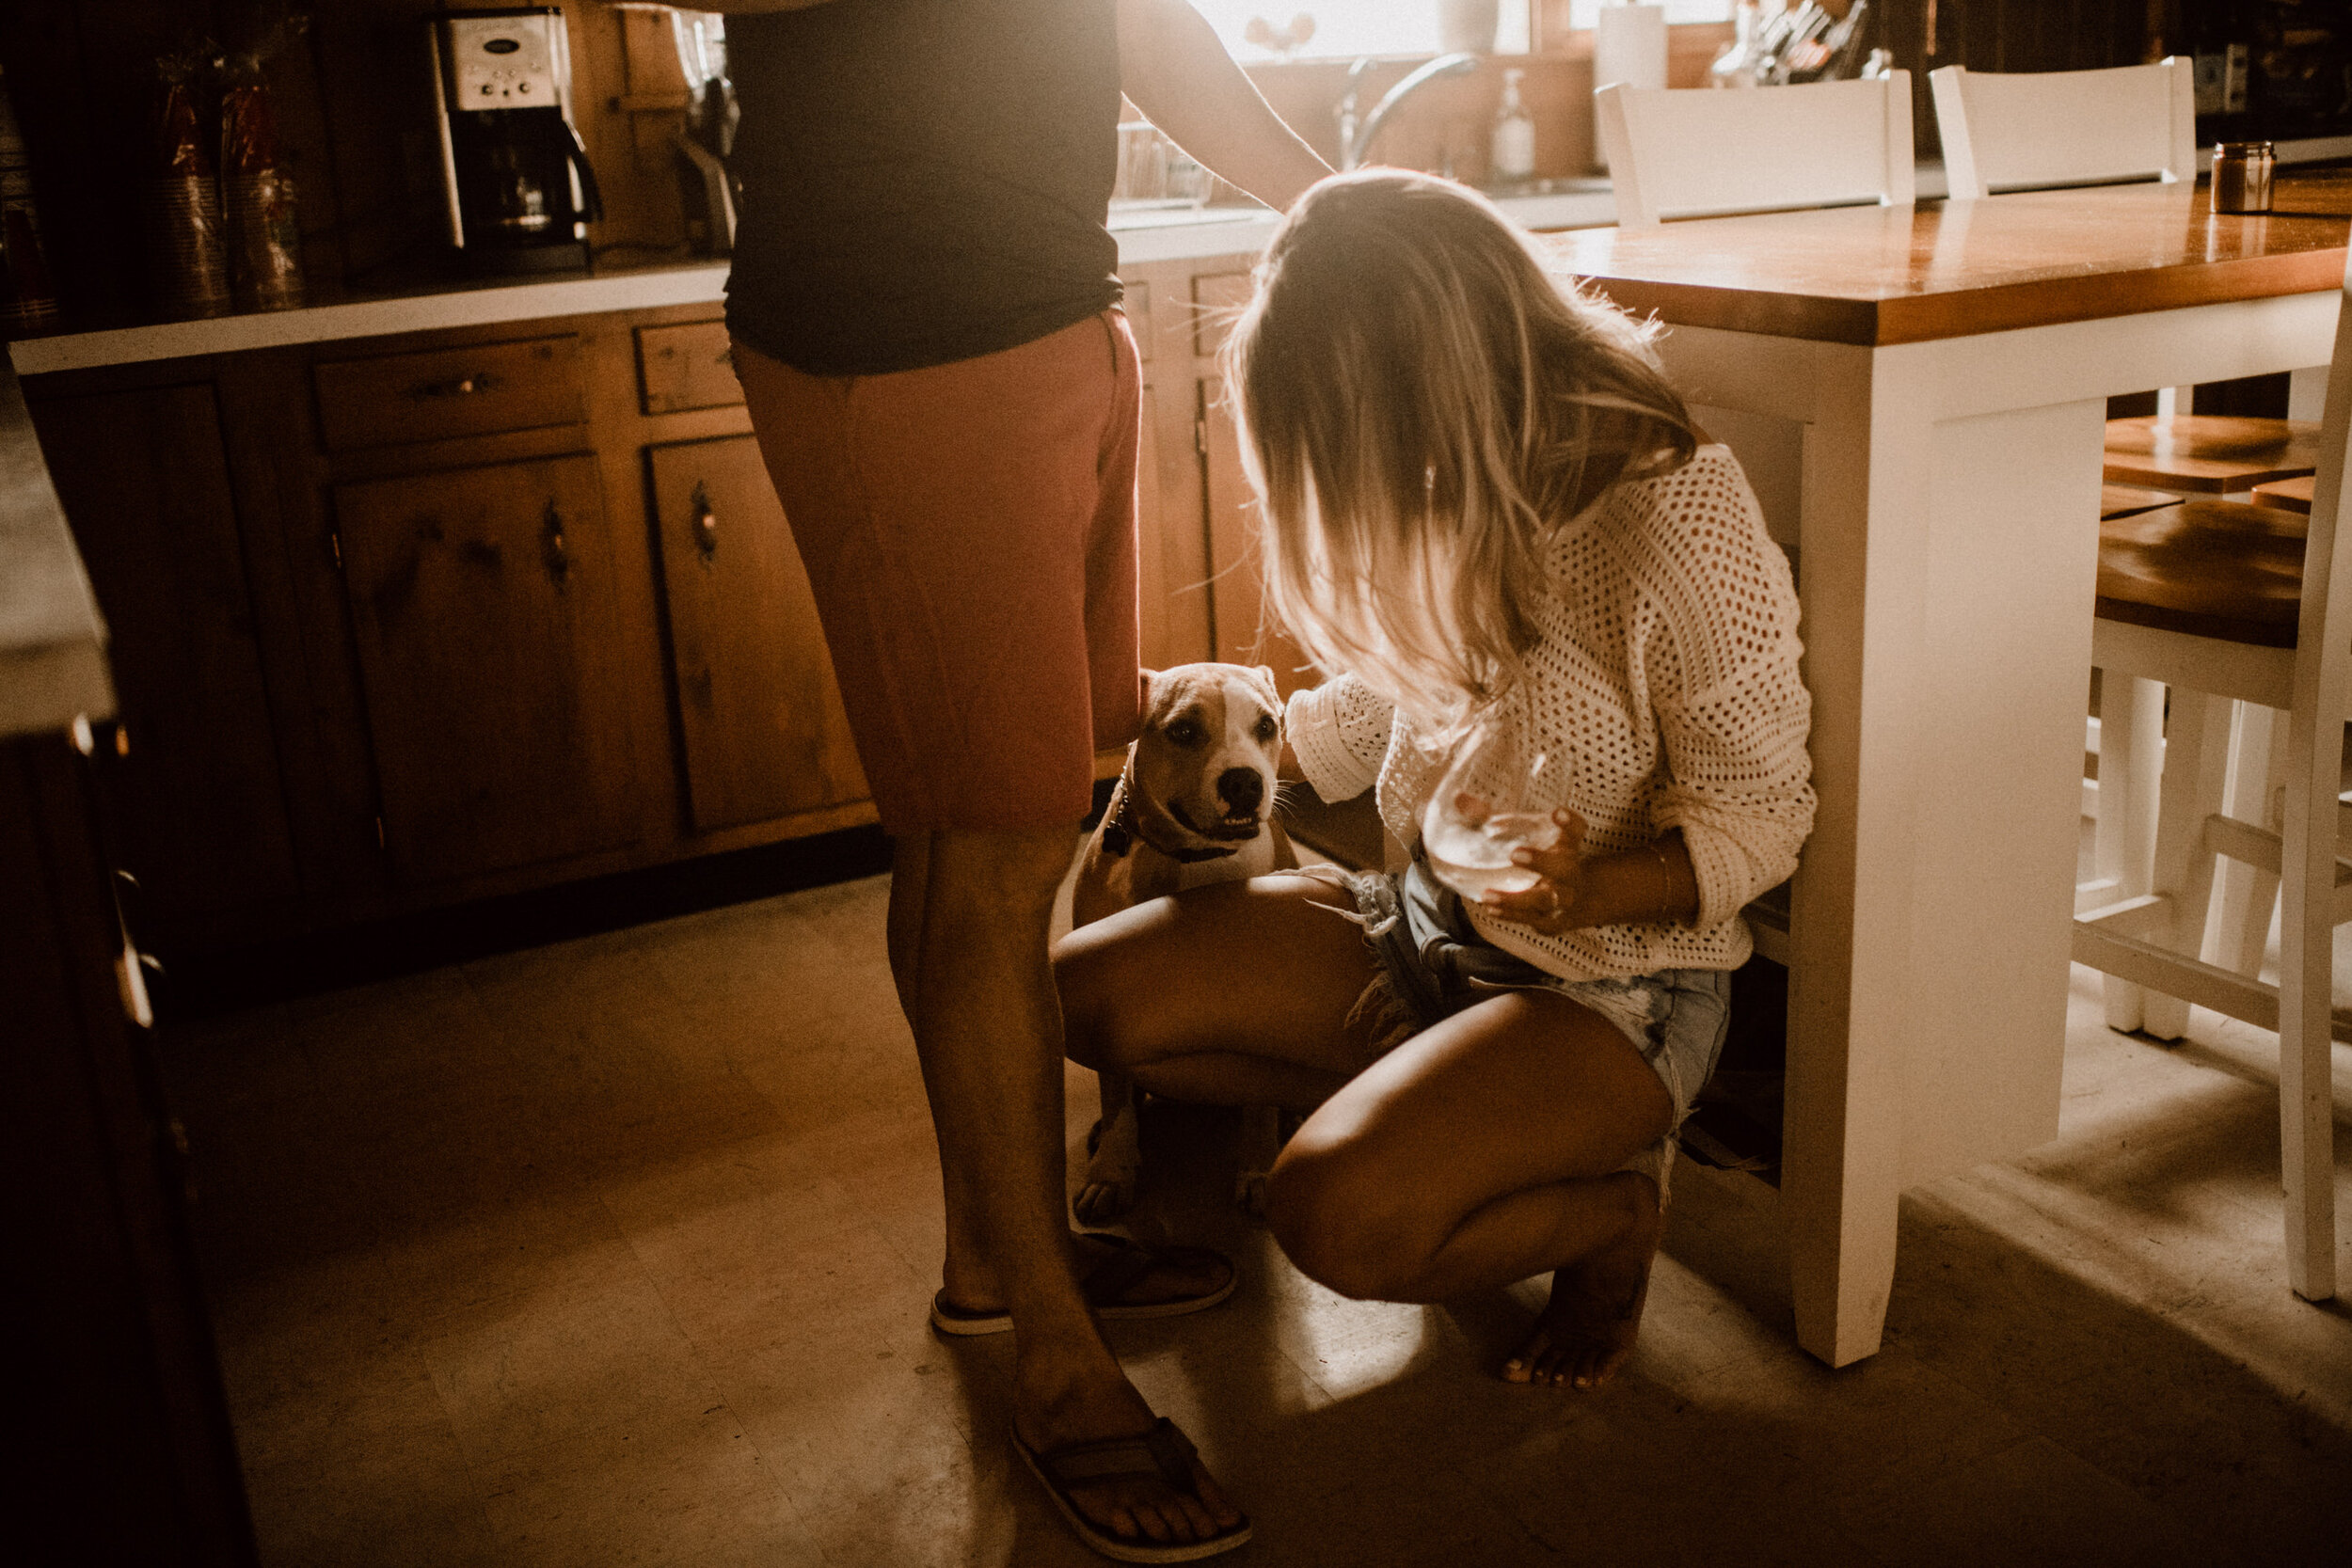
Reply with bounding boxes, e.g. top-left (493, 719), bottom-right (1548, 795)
top-left (1051, 922), bottom-right (1171, 1074)
top-left (1051, 938), bottom-right (1120, 1070)
top-left (1263, 1137), bottom-right (1430, 1301)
